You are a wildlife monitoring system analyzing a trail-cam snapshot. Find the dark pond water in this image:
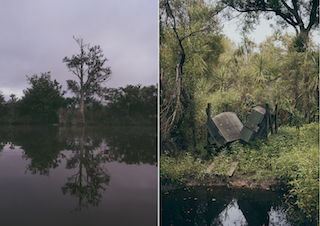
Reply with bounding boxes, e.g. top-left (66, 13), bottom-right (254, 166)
top-left (0, 125), bottom-right (157, 226)
top-left (161, 186), bottom-right (292, 226)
